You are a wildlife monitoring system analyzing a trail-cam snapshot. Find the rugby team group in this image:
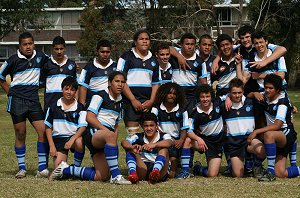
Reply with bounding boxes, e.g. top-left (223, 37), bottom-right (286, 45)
top-left (0, 24), bottom-right (299, 185)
